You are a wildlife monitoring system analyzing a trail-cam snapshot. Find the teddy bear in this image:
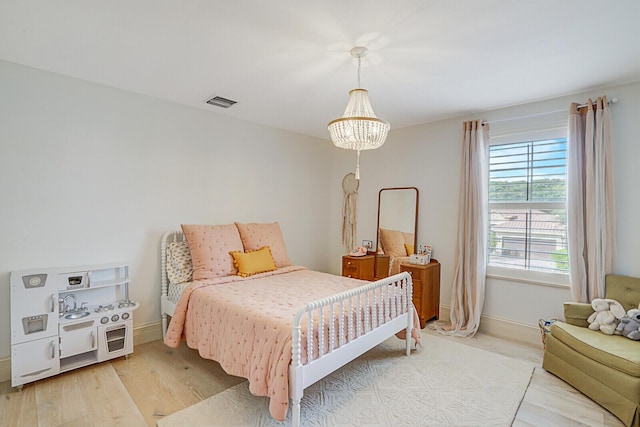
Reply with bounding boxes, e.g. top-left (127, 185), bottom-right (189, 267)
top-left (587, 298), bottom-right (626, 335)
top-left (615, 305), bottom-right (640, 341)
